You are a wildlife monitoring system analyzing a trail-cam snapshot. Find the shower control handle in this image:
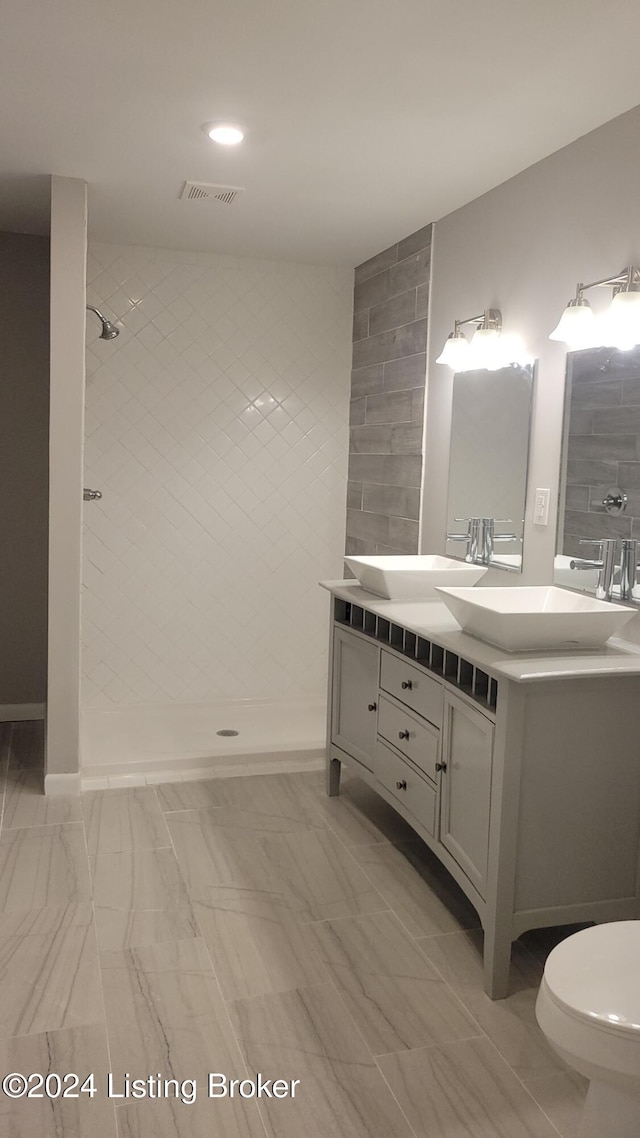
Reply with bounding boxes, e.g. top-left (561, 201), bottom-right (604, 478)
top-left (83, 488), bottom-right (103, 501)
